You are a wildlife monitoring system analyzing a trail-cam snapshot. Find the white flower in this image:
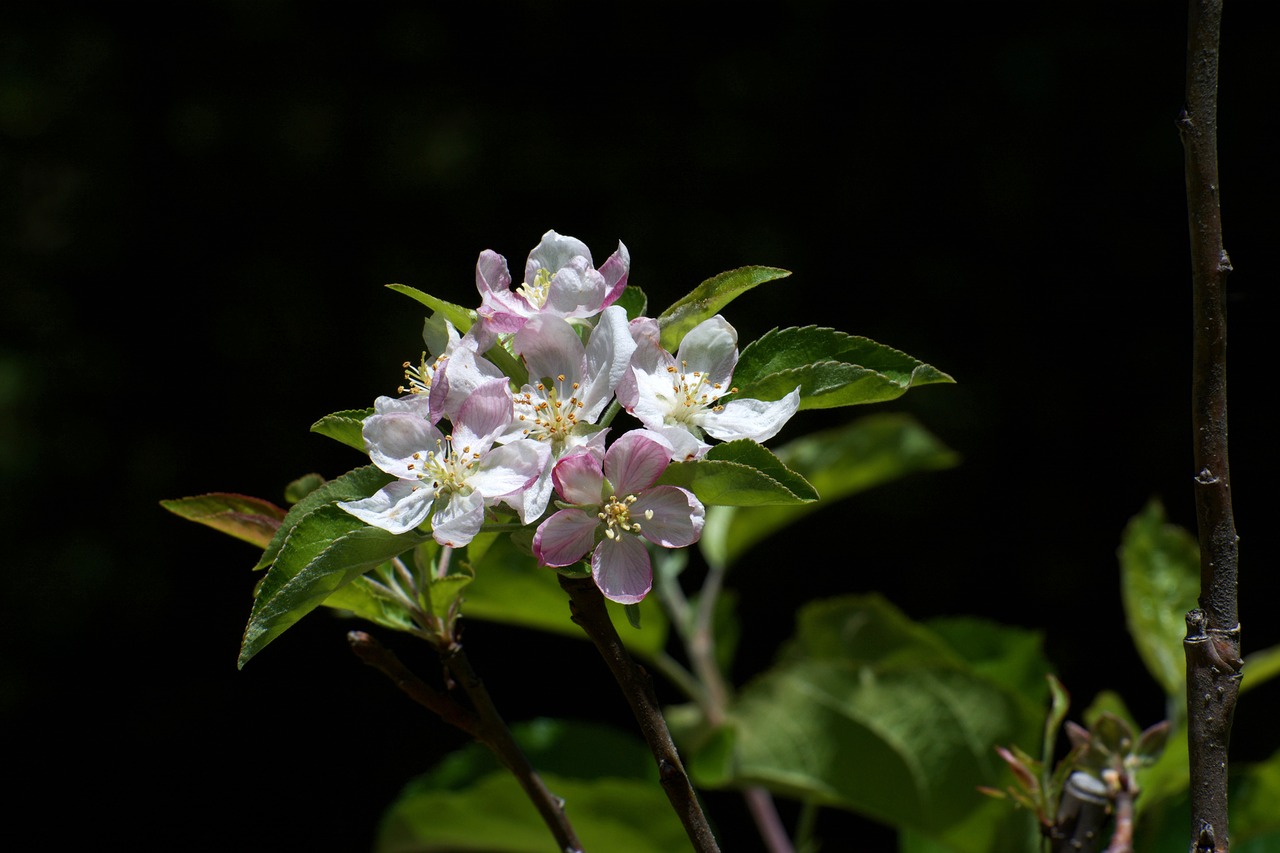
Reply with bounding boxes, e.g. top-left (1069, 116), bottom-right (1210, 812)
top-left (618, 315), bottom-right (801, 461)
top-left (338, 378), bottom-right (549, 545)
